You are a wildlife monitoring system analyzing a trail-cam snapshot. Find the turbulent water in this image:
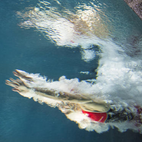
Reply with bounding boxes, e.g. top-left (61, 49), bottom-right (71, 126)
top-left (6, 0), bottom-right (142, 134)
